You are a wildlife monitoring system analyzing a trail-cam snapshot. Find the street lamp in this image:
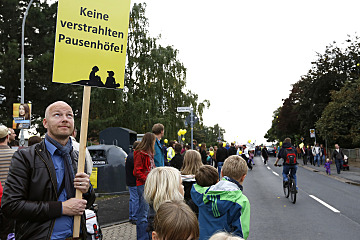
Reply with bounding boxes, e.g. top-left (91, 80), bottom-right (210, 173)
top-left (20, 0), bottom-right (34, 146)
